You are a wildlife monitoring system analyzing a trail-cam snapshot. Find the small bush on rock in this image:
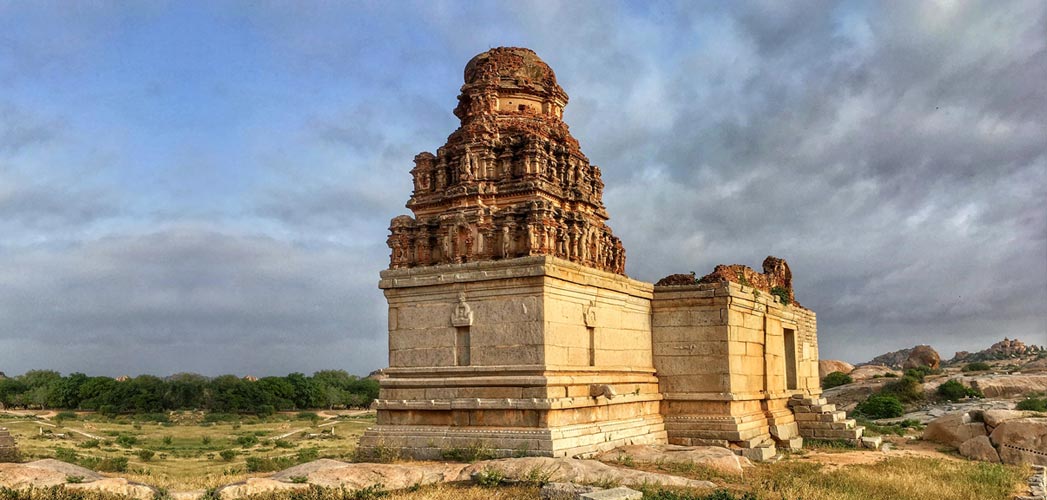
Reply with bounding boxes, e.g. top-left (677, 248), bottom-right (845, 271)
top-left (937, 380), bottom-right (982, 401)
top-left (822, 371), bottom-right (853, 389)
top-left (1016, 396), bottom-right (1047, 412)
top-left (856, 394), bottom-right (905, 419)
top-left (881, 376), bottom-right (924, 403)
top-left (962, 362), bottom-right (992, 372)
